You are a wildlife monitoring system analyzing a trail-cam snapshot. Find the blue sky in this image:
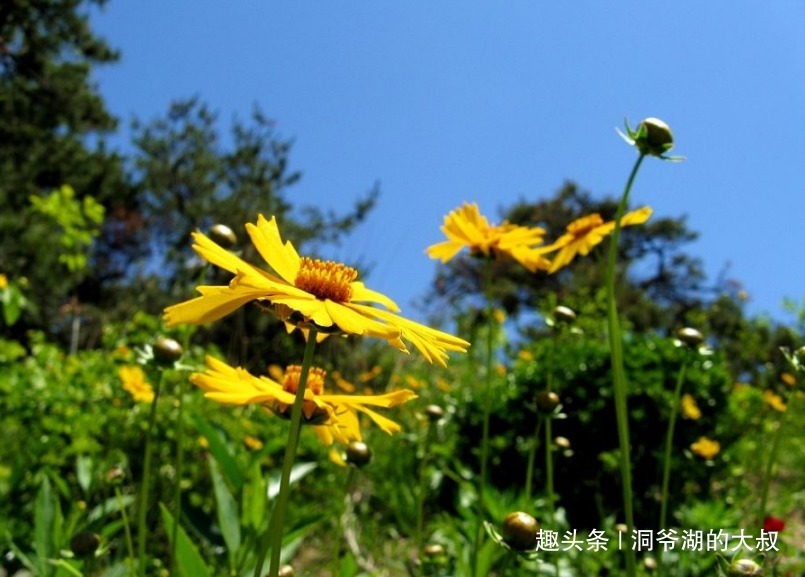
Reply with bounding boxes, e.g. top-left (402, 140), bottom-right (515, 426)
top-left (91, 2), bottom-right (805, 324)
